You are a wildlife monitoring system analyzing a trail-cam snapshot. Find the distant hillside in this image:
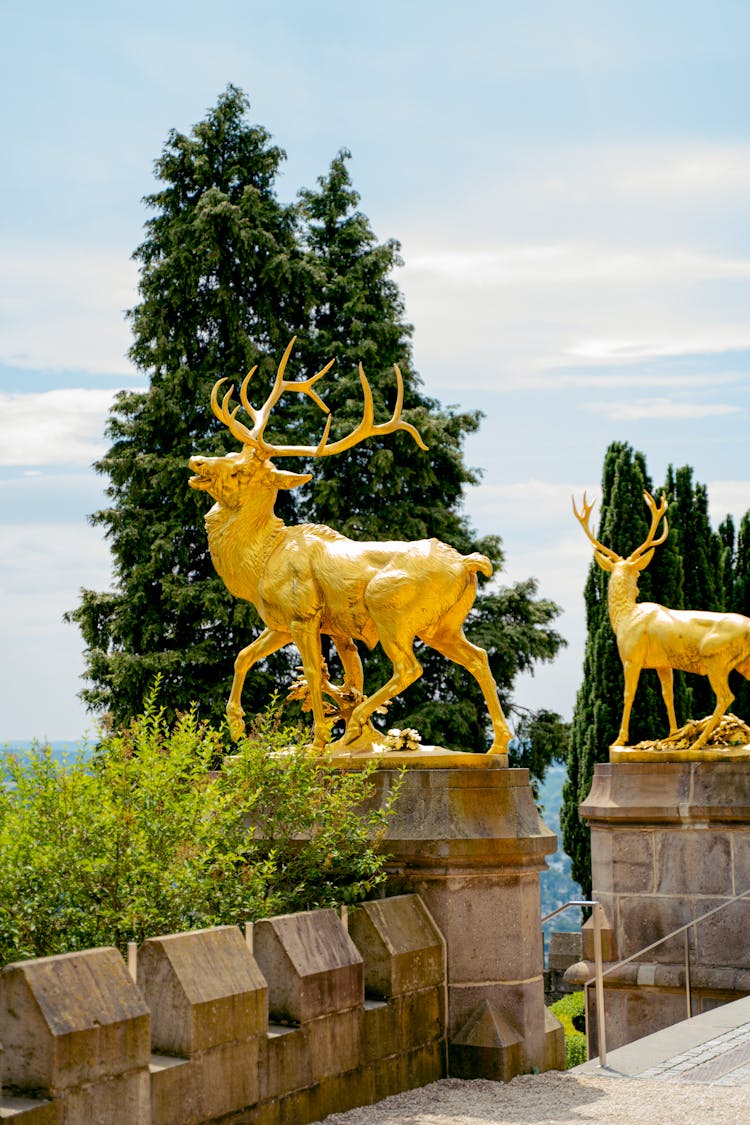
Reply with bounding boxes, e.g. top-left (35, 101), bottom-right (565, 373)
top-left (538, 763), bottom-right (583, 946)
top-left (3, 740), bottom-right (91, 762)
